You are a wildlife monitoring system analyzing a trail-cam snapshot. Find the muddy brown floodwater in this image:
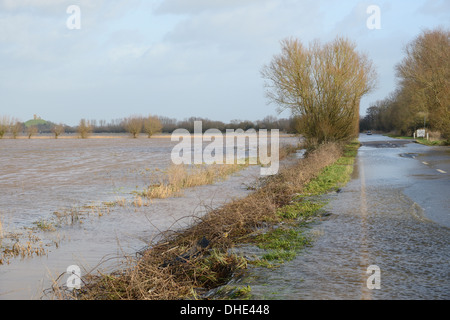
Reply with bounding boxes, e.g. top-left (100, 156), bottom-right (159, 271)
top-left (0, 136), bottom-right (299, 299)
top-left (2, 134), bottom-right (448, 300)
